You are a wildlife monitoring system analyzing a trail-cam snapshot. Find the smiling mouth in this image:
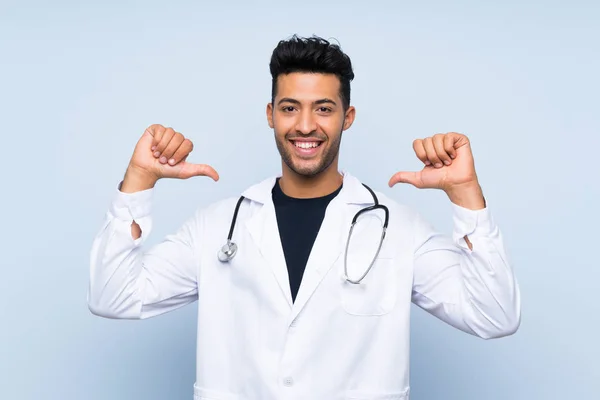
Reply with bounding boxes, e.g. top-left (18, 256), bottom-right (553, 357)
top-left (290, 140), bottom-right (323, 149)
